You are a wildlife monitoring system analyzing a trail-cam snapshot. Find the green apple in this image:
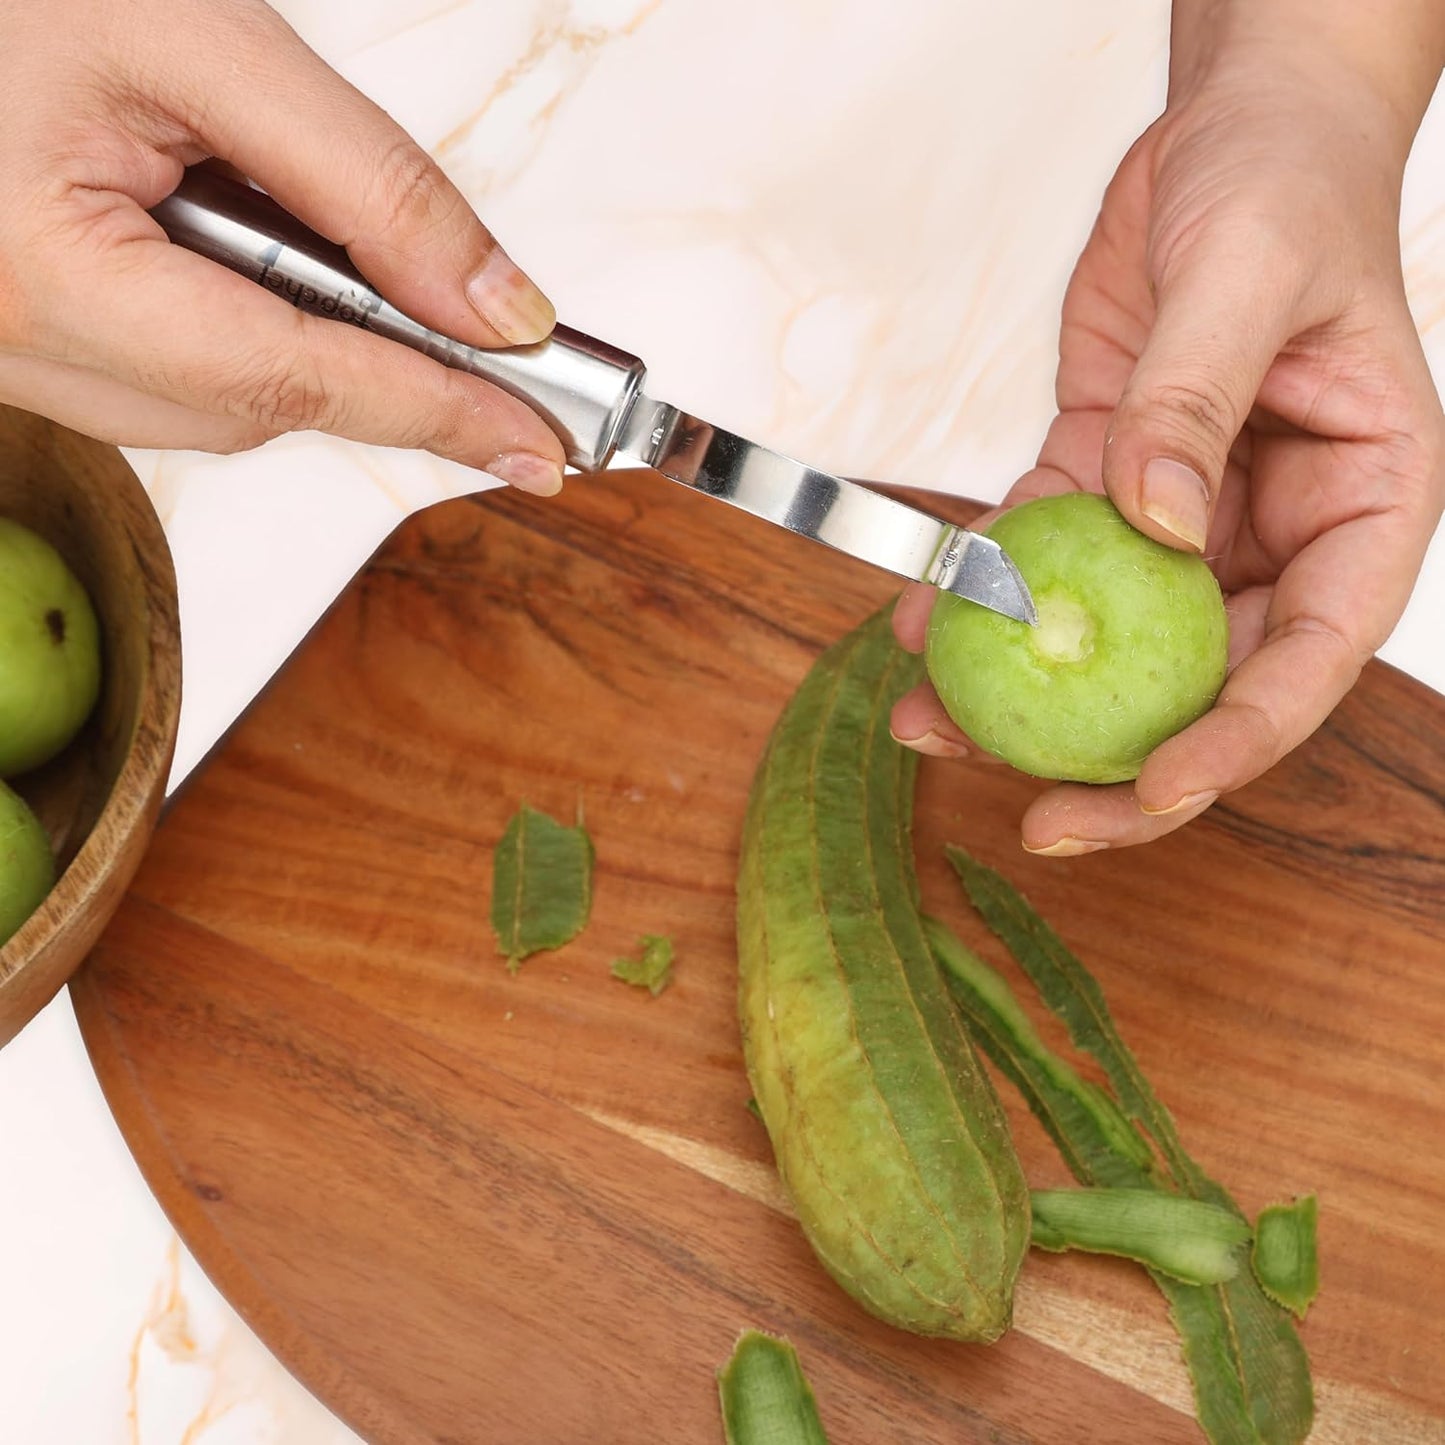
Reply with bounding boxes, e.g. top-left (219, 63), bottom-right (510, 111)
top-left (0, 517), bottom-right (102, 776)
top-left (925, 492), bottom-right (1228, 783)
top-left (0, 778), bottom-right (54, 946)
